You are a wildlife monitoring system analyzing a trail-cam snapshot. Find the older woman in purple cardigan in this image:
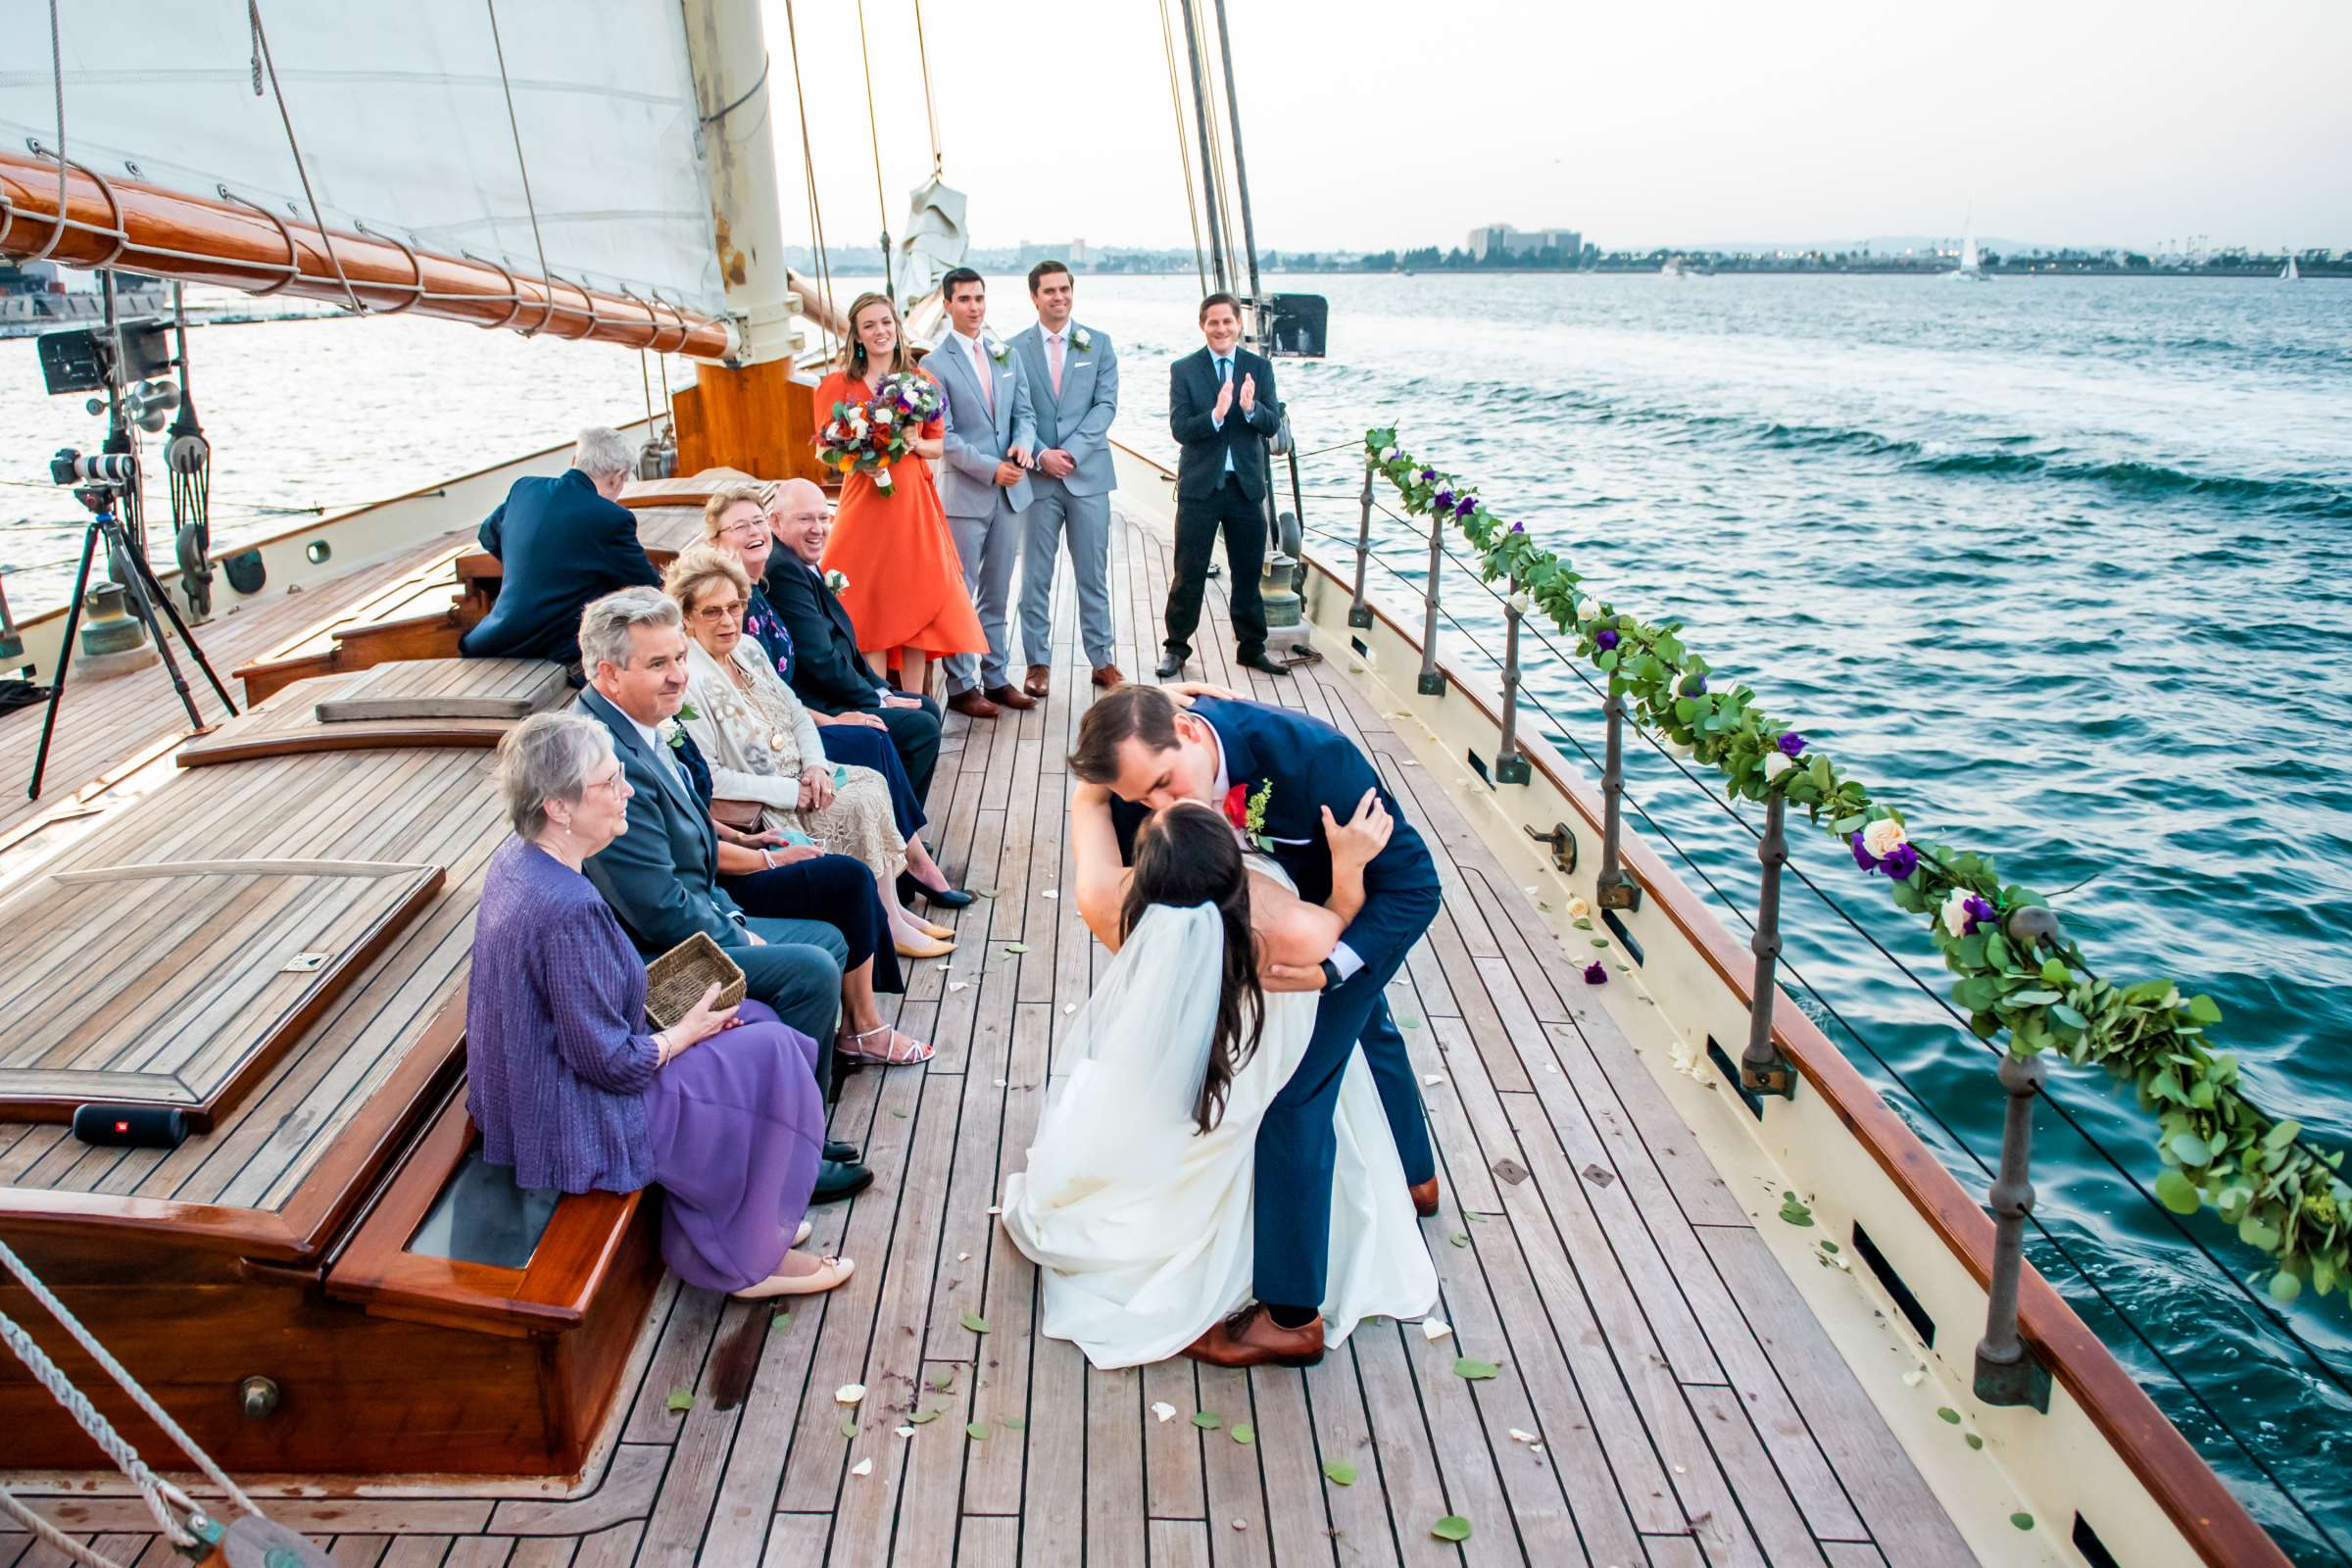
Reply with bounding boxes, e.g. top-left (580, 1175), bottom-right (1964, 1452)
top-left (466, 712), bottom-right (856, 1298)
